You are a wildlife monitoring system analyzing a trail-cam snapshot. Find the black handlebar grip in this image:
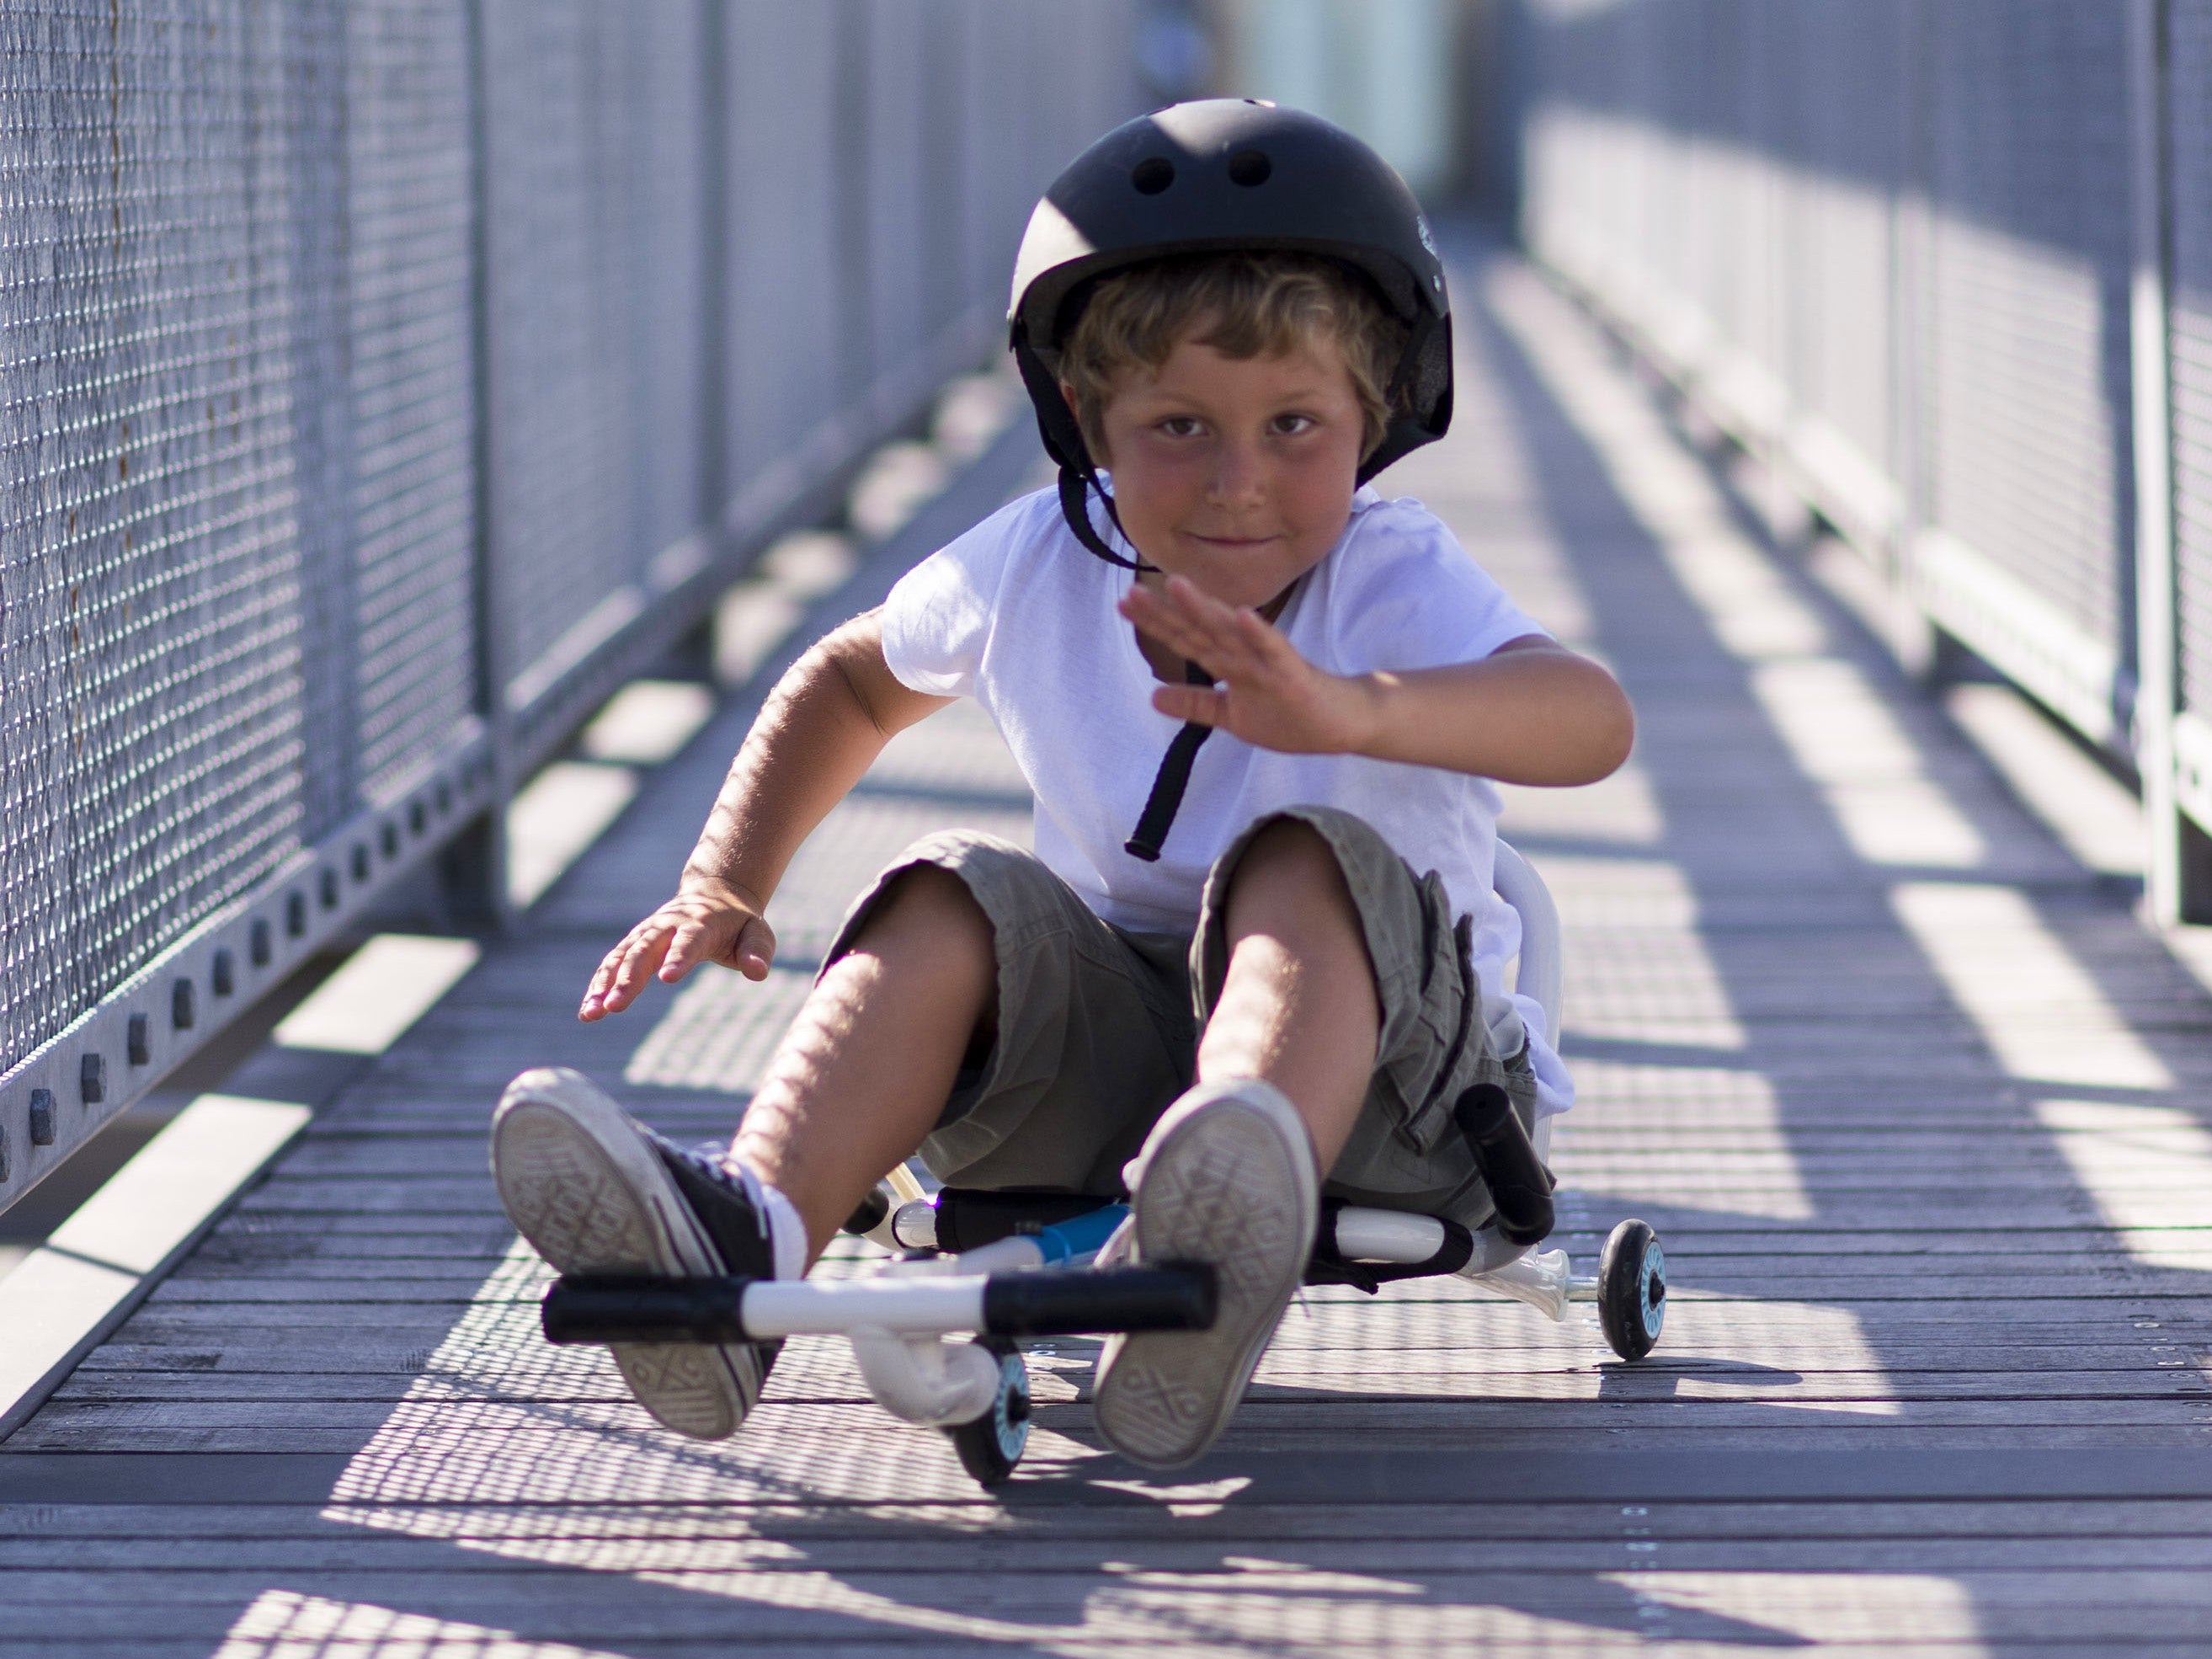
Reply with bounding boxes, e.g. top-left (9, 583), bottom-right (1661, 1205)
top-left (1452, 1082), bottom-right (1555, 1246)
top-left (982, 1264), bottom-right (1218, 1336)
top-left (542, 1276), bottom-right (752, 1345)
